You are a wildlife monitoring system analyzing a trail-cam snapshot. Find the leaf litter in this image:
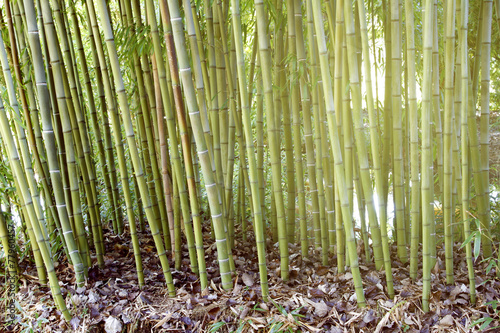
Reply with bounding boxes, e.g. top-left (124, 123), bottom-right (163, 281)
top-left (1, 224), bottom-right (500, 332)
